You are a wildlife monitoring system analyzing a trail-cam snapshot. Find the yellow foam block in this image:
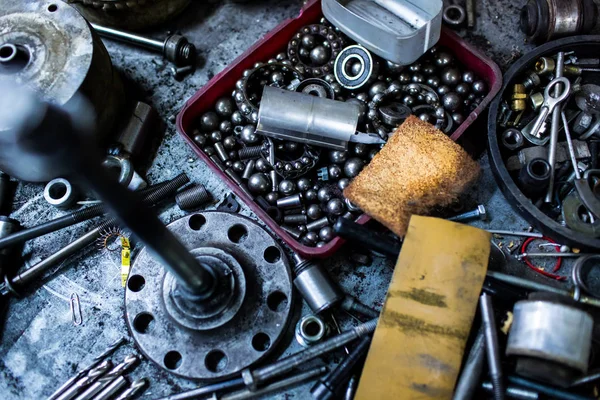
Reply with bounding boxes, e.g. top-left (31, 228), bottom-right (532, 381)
top-left (355, 216), bottom-right (490, 400)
